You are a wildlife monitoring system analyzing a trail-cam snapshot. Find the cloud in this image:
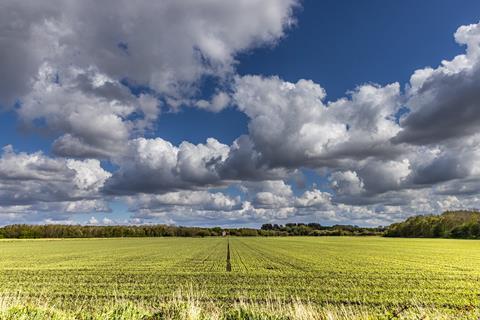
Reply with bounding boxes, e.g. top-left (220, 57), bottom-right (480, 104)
top-left (356, 159), bottom-right (411, 194)
top-left (294, 189), bottom-right (332, 209)
top-left (0, 145), bottom-right (110, 208)
top-left (127, 181), bottom-right (335, 226)
top-left (102, 217), bottom-right (114, 225)
top-left (329, 171), bottom-right (365, 196)
top-left (219, 135), bottom-right (288, 181)
top-left (177, 138), bottom-right (230, 184)
top-left (88, 216), bottom-right (99, 225)
top-left (105, 137), bottom-right (234, 195)
top-left (18, 64), bottom-right (141, 158)
top-left (195, 91), bottom-right (231, 112)
top-left (394, 22), bottom-right (480, 145)
top-left (127, 191), bottom-right (241, 212)
top-left (125, 183), bottom-right (437, 227)
top-left (105, 136), bottom-right (288, 195)
top-left (1, 0), bottom-right (298, 108)
top-left (0, 1), bottom-right (61, 107)
top-left (246, 180), bottom-right (294, 209)
top-left (233, 75), bottom-right (402, 168)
